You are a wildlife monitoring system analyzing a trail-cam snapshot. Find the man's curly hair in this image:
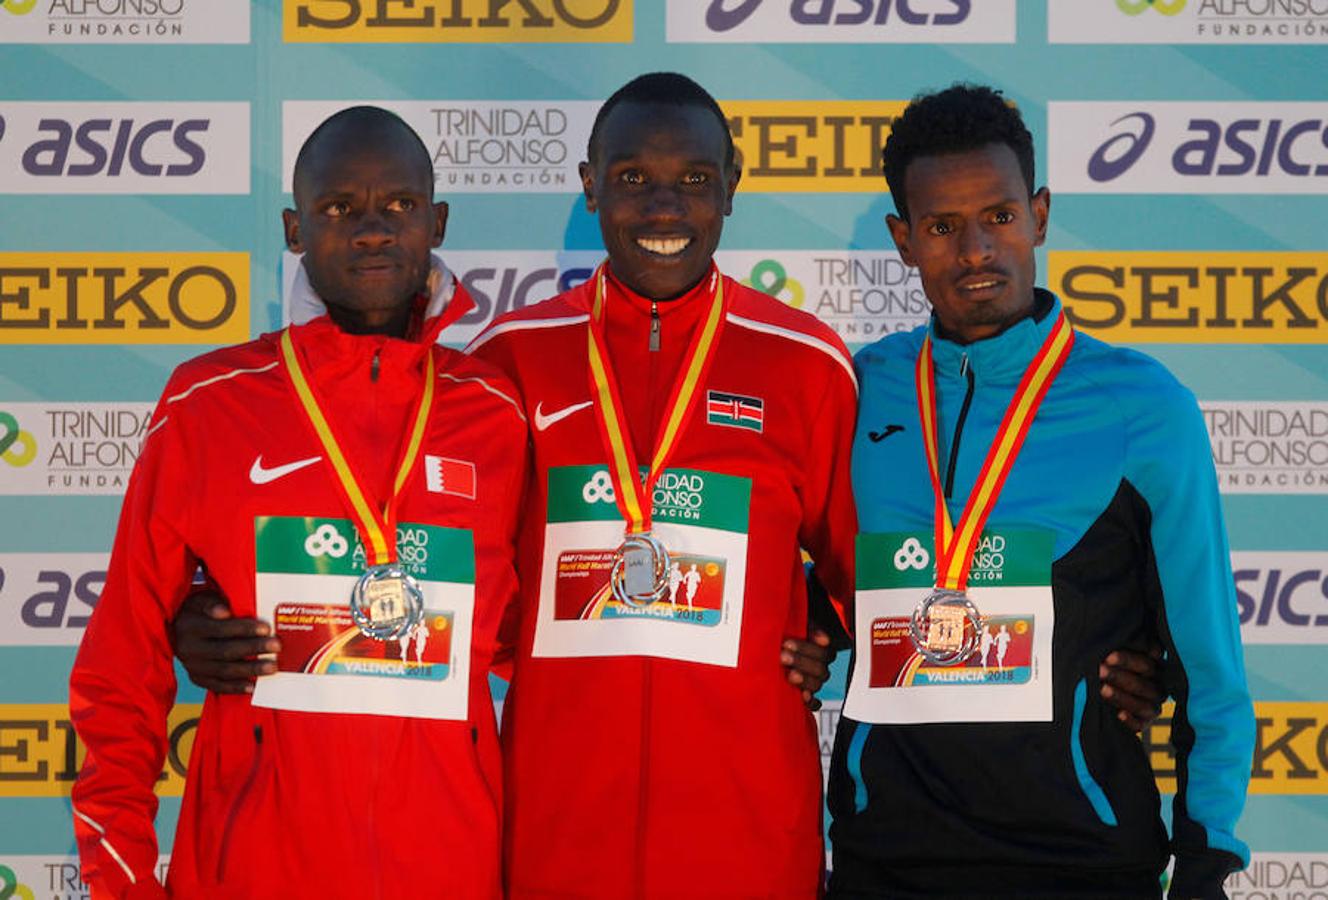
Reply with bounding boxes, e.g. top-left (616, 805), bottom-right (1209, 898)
top-left (882, 84), bottom-right (1035, 222)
